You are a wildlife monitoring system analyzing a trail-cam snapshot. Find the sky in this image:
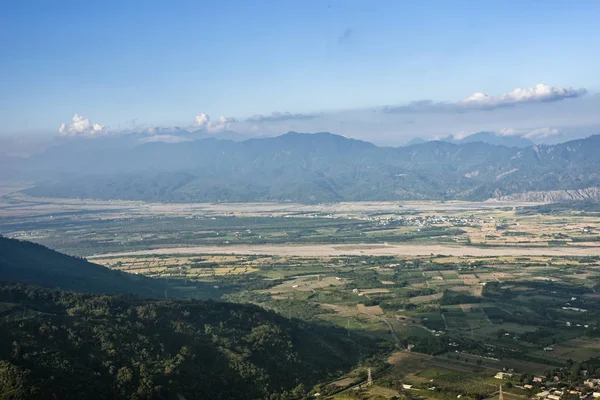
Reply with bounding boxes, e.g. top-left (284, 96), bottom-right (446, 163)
top-left (1, 0), bottom-right (600, 149)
